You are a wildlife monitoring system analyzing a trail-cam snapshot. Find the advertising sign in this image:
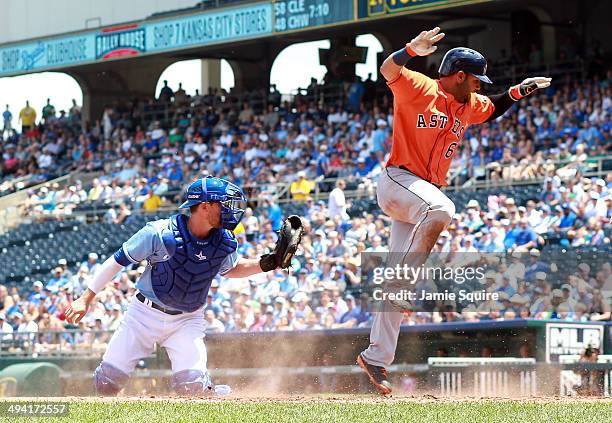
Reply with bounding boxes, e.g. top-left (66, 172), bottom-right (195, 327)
top-left (545, 323), bottom-right (604, 363)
